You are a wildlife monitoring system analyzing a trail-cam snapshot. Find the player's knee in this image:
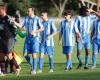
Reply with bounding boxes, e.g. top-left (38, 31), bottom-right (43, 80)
top-left (93, 52), bottom-right (97, 55)
top-left (32, 53), bottom-right (37, 58)
top-left (49, 55), bottom-right (53, 59)
top-left (40, 53), bottom-right (44, 58)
